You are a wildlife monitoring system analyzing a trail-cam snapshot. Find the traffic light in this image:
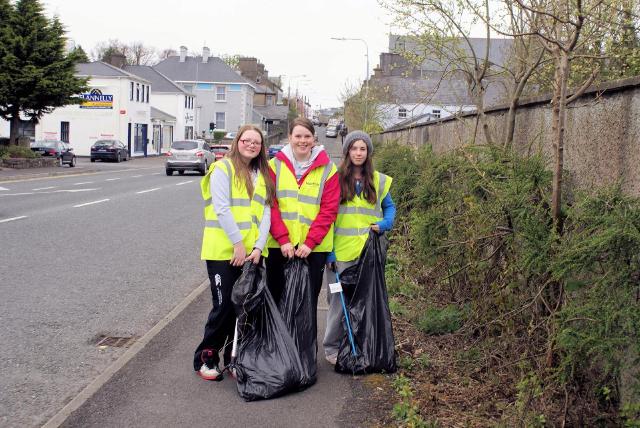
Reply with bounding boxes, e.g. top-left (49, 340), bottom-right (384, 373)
top-left (209, 122), bottom-right (216, 131)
